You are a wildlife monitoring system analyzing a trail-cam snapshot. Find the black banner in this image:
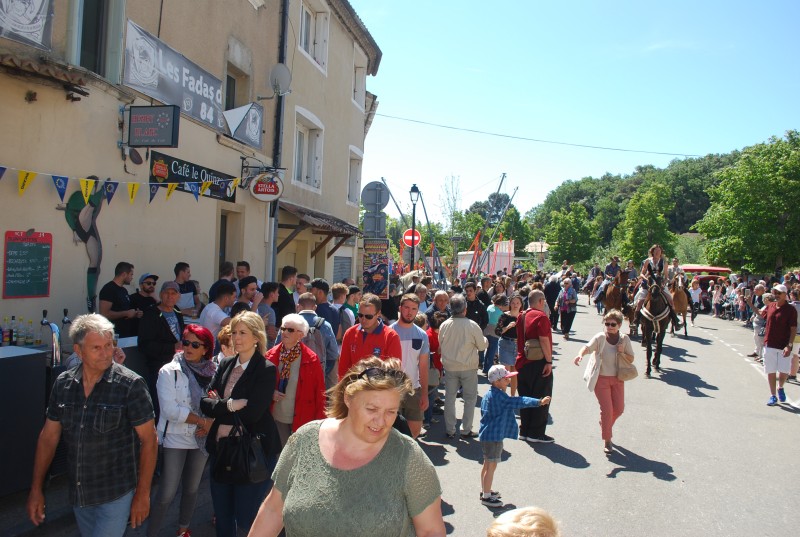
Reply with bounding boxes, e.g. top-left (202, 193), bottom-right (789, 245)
top-left (149, 151), bottom-right (236, 203)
